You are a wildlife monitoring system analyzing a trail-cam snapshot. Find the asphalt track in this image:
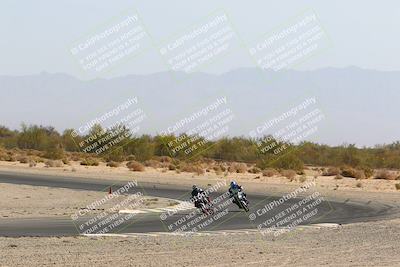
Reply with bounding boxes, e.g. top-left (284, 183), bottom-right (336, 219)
top-left (0, 171), bottom-right (397, 237)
